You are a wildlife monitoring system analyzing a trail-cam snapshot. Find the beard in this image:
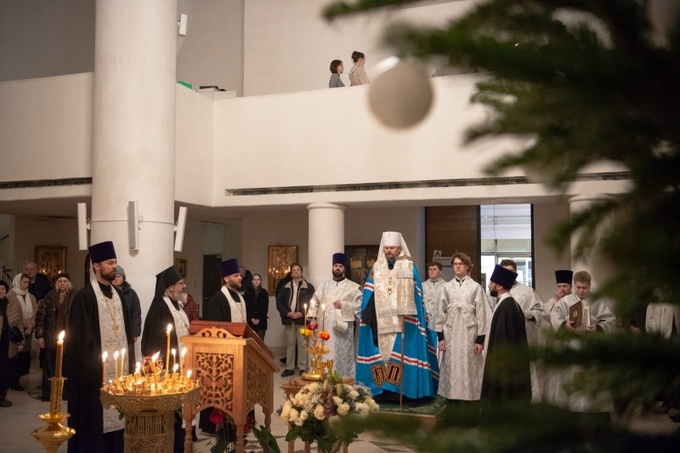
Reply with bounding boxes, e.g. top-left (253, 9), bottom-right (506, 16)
top-left (489, 288), bottom-right (498, 298)
top-left (170, 288), bottom-right (188, 304)
top-left (101, 269), bottom-right (117, 282)
top-left (332, 269), bottom-right (345, 280)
